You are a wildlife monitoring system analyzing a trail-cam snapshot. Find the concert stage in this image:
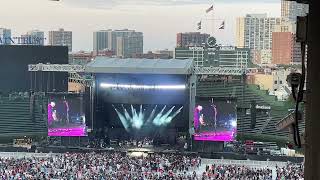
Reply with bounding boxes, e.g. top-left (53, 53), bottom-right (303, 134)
top-left (87, 58), bottom-right (195, 146)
